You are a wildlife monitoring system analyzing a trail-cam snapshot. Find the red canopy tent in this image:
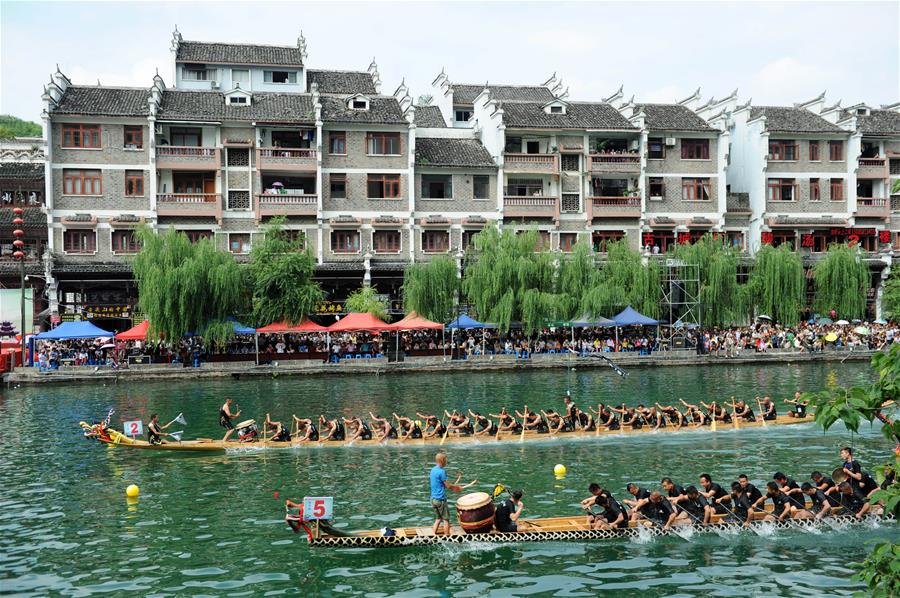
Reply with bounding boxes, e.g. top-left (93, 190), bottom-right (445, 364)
top-left (116, 319), bottom-right (150, 341)
top-left (328, 312), bottom-right (395, 333)
top-left (257, 319), bottom-right (328, 333)
top-left (392, 311), bottom-right (443, 330)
